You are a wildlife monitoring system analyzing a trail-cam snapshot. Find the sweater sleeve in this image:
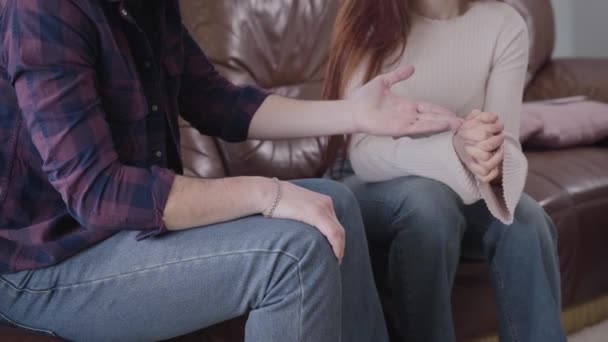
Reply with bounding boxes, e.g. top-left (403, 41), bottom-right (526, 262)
top-left (350, 132), bottom-right (482, 204)
top-left (478, 8), bottom-right (530, 224)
